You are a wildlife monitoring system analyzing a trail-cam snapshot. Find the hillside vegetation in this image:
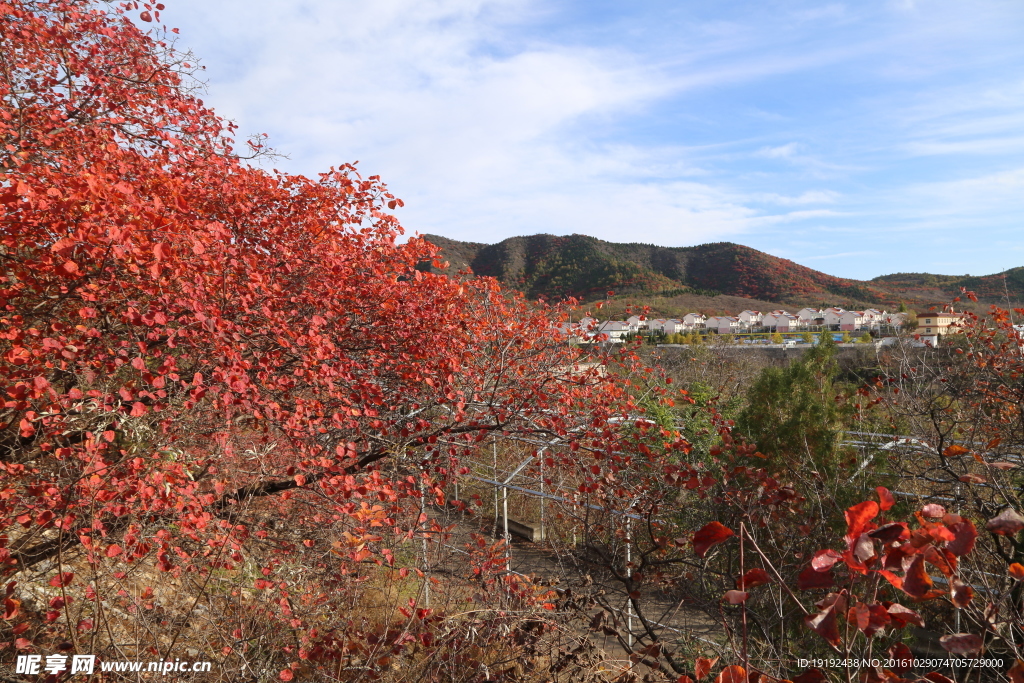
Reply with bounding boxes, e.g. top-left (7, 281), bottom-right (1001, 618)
top-left (422, 233), bottom-right (1024, 313)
